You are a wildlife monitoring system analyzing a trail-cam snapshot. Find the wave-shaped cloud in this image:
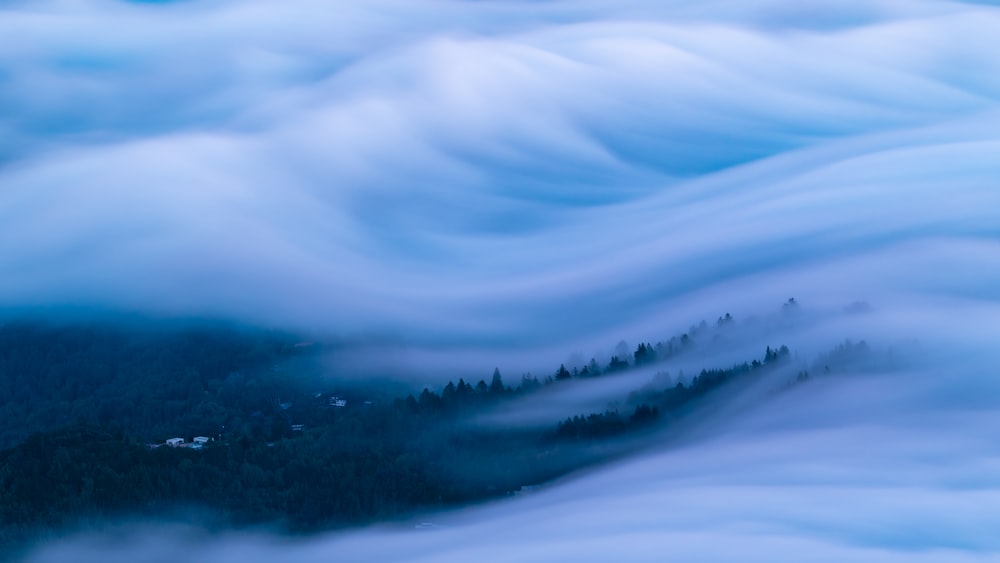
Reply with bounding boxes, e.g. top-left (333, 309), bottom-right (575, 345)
top-left (3, 0), bottom-right (998, 352)
top-left (6, 0), bottom-right (1000, 560)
